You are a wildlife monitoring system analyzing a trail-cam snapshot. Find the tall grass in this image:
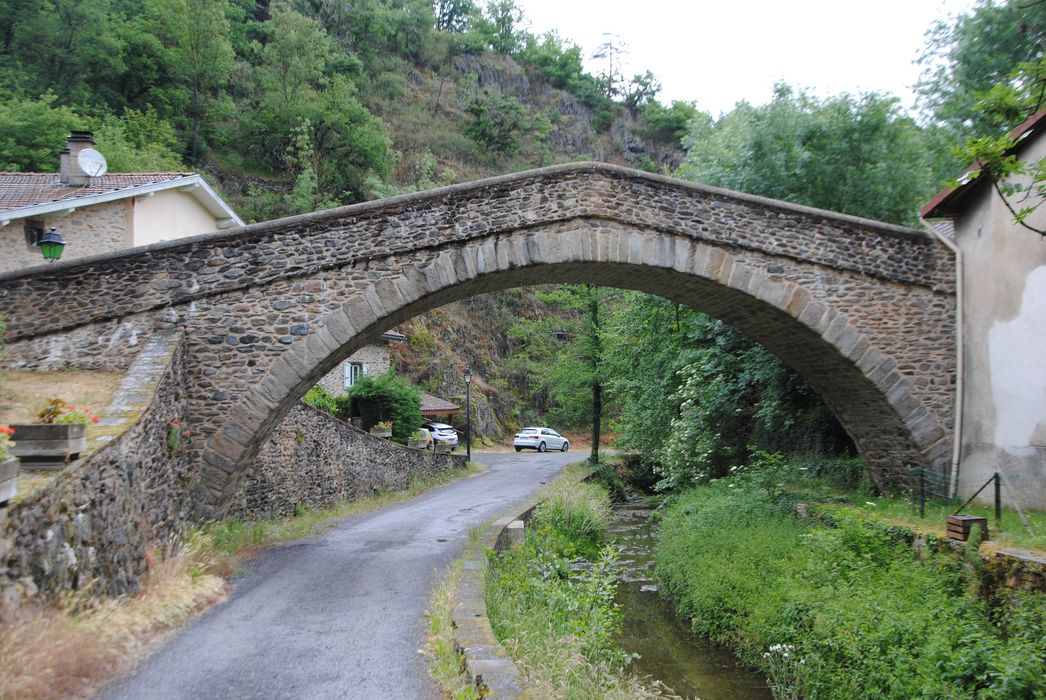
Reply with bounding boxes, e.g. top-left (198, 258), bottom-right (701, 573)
top-left (485, 477), bottom-right (666, 699)
top-left (655, 480), bottom-right (1046, 700)
top-left (0, 534), bottom-right (225, 700)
